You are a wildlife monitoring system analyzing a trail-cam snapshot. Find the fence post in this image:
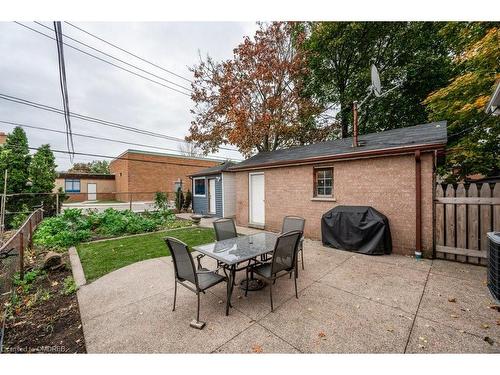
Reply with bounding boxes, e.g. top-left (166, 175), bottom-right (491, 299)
top-left (28, 218), bottom-right (33, 248)
top-left (56, 193), bottom-right (59, 215)
top-left (19, 231), bottom-right (24, 280)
